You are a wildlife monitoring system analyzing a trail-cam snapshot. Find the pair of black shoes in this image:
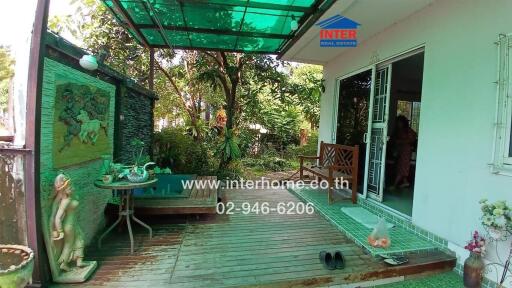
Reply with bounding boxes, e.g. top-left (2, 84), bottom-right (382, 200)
top-left (319, 250), bottom-right (345, 270)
